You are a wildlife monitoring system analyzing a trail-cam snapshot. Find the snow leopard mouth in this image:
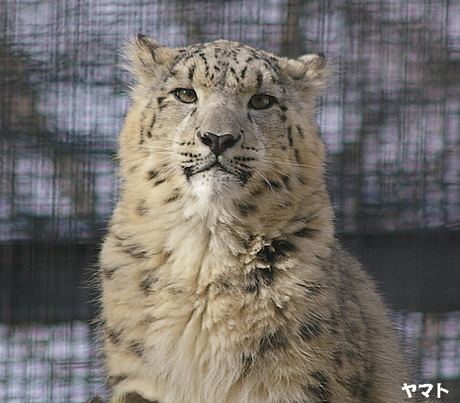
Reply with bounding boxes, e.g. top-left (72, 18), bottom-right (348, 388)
top-left (183, 160), bottom-right (252, 185)
top-left (183, 160), bottom-right (233, 178)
